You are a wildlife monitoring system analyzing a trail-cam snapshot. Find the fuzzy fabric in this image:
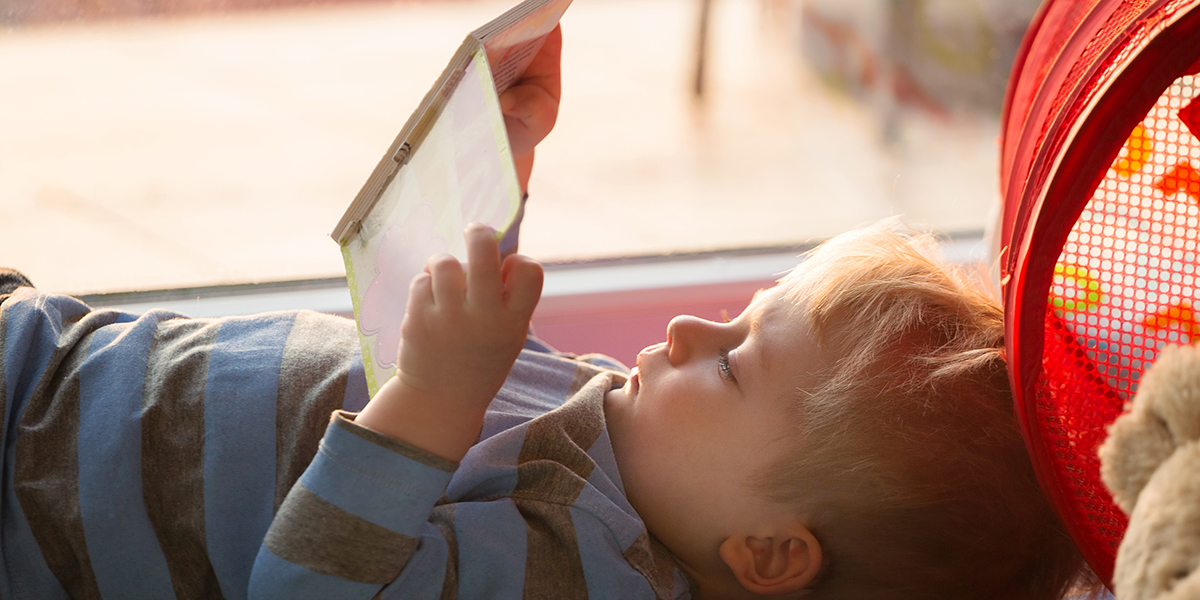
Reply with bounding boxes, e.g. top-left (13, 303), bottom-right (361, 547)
top-left (1099, 344), bottom-right (1200, 600)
